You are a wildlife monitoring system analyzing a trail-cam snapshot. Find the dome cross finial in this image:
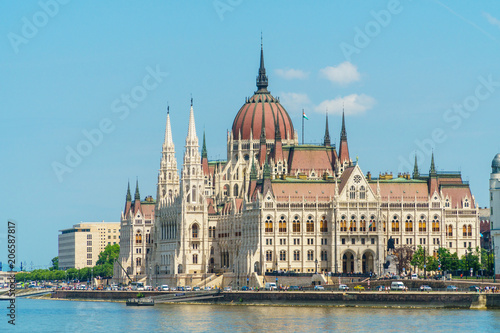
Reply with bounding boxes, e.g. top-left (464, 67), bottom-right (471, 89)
top-left (256, 37), bottom-right (269, 92)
